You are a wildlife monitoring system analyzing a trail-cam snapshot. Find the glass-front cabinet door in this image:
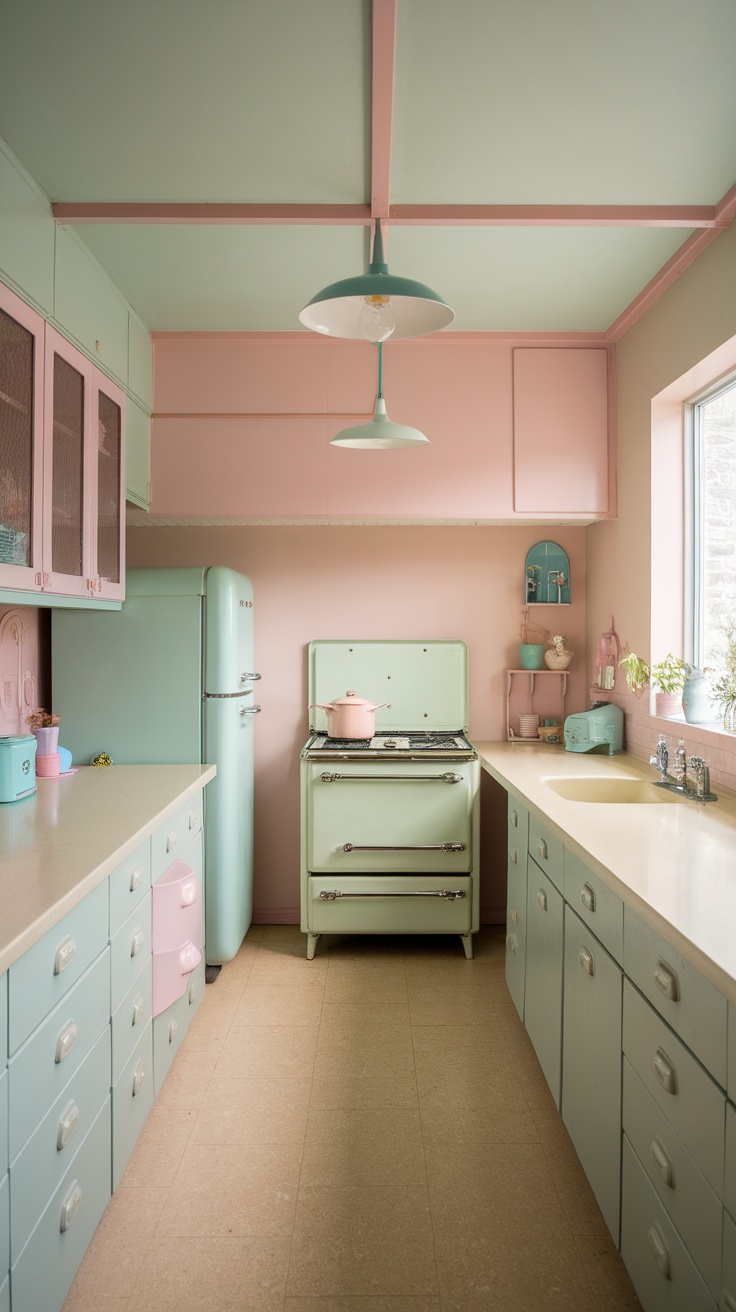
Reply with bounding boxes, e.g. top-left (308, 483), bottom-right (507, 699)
top-left (0, 283), bottom-right (44, 591)
top-left (91, 378), bottom-right (125, 601)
